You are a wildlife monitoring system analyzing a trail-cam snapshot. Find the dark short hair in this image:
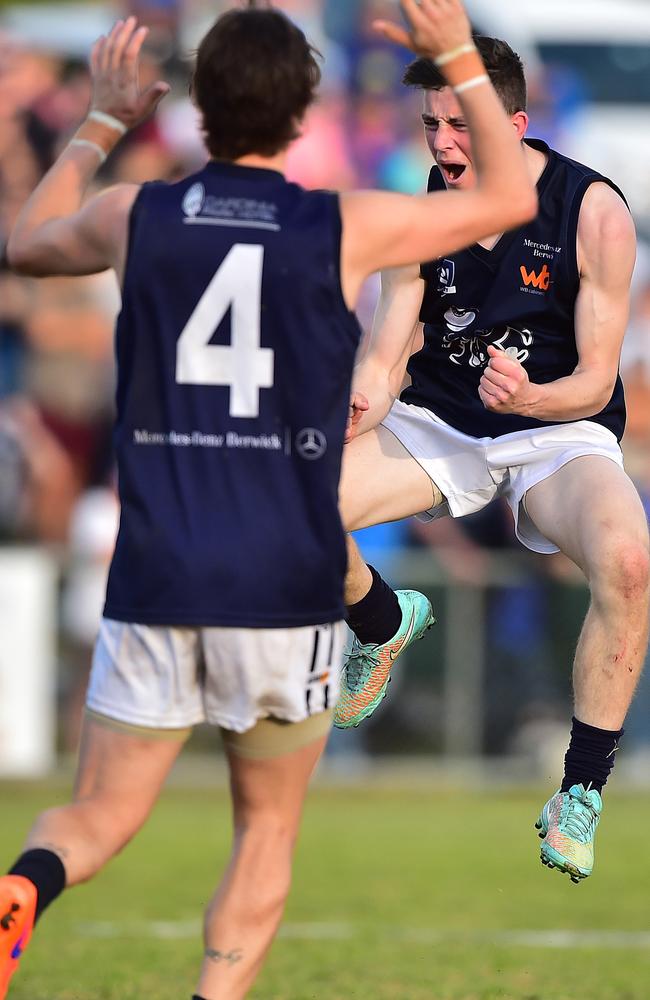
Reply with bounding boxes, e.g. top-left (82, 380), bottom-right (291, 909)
top-left (403, 35), bottom-right (527, 115)
top-left (191, 8), bottom-right (321, 161)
